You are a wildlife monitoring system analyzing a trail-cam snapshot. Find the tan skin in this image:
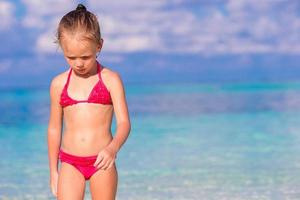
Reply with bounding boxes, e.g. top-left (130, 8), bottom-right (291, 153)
top-left (47, 33), bottom-right (131, 199)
